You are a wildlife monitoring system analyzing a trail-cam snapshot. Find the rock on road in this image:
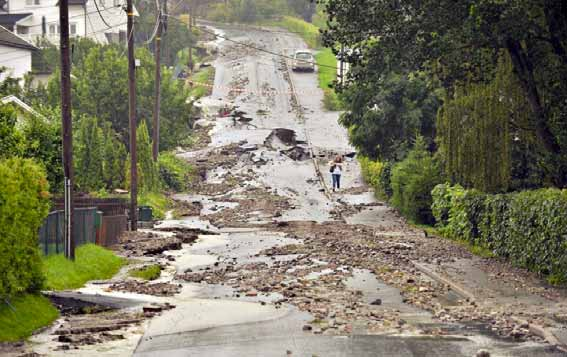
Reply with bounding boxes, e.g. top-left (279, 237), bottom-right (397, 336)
top-left (132, 24), bottom-right (566, 357)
